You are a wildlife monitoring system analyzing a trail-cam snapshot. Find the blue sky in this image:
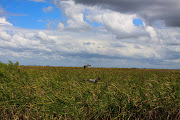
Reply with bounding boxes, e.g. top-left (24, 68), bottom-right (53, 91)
top-left (133, 19), bottom-right (143, 27)
top-left (1, 0), bottom-right (63, 29)
top-left (1, 0), bottom-right (142, 29)
top-left (0, 0), bottom-right (179, 69)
